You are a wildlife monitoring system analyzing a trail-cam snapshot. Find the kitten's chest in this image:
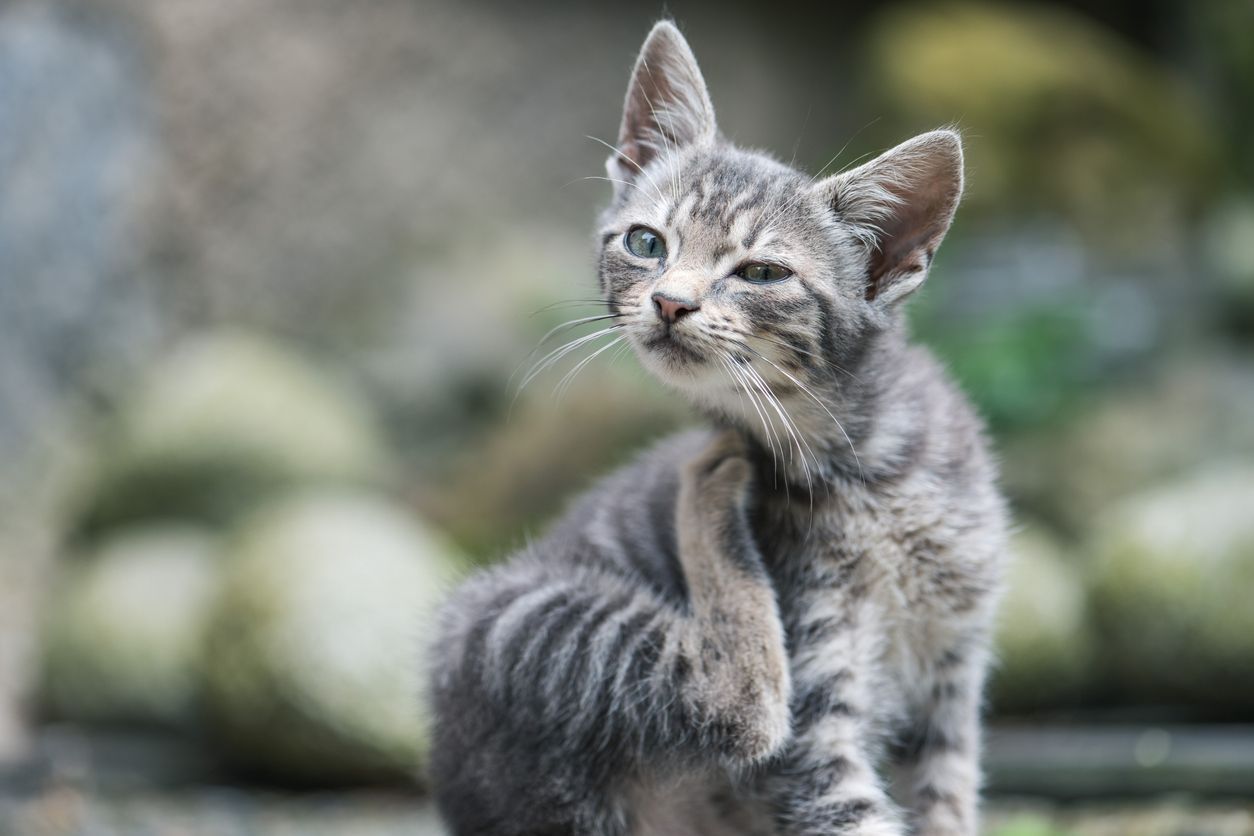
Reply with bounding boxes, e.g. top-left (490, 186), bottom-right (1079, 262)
top-left (756, 490), bottom-right (988, 693)
top-left (757, 490), bottom-right (955, 611)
